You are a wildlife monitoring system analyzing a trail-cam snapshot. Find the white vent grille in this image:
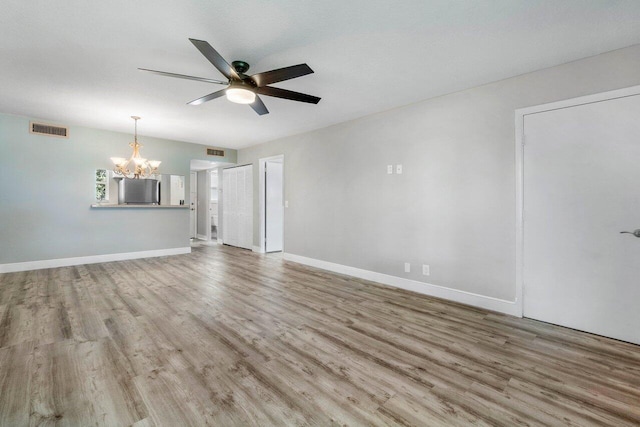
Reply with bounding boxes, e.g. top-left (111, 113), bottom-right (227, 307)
top-left (30, 121), bottom-right (69, 138)
top-left (207, 148), bottom-right (225, 157)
